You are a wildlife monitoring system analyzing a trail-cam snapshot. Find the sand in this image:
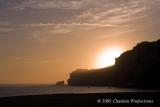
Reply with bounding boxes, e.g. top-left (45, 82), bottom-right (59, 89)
top-left (0, 92), bottom-right (159, 107)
